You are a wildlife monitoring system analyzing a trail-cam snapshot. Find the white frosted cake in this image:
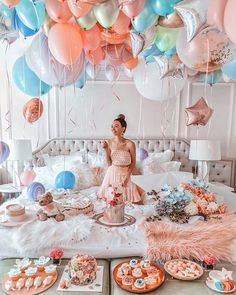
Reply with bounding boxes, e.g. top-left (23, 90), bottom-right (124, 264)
top-left (103, 186), bottom-right (125, 224)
